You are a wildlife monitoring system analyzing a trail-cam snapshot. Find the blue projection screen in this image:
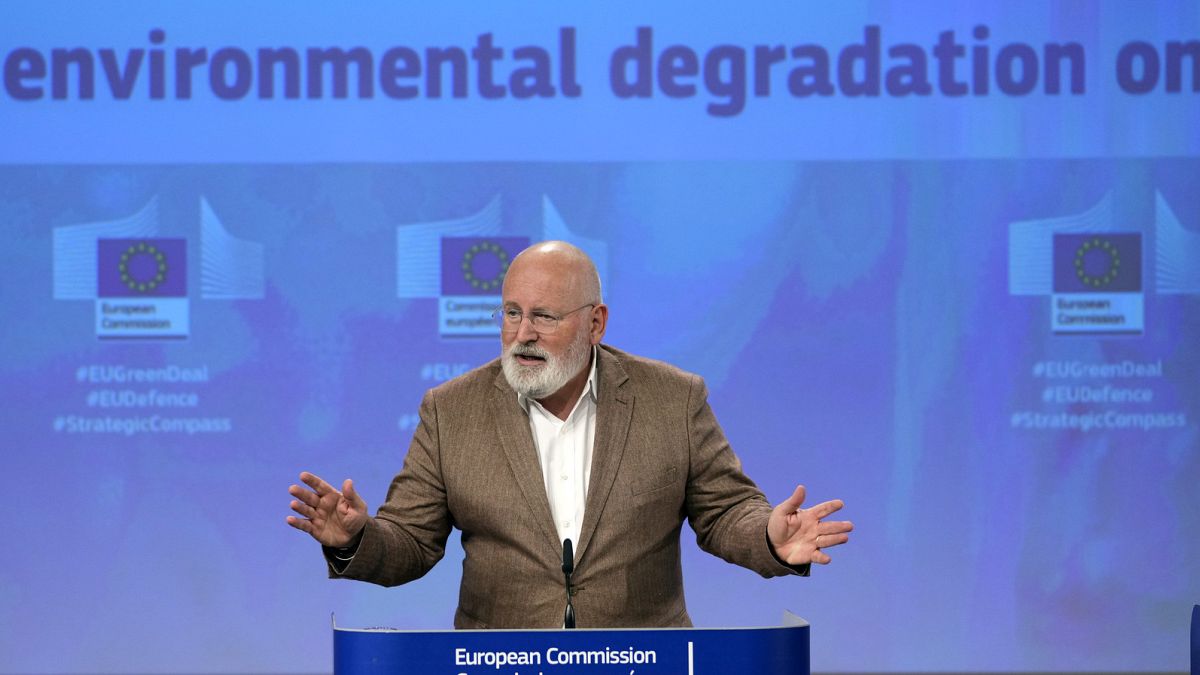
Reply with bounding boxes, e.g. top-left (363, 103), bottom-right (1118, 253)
top-left (1, 2), bottom-right (1198, 672)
